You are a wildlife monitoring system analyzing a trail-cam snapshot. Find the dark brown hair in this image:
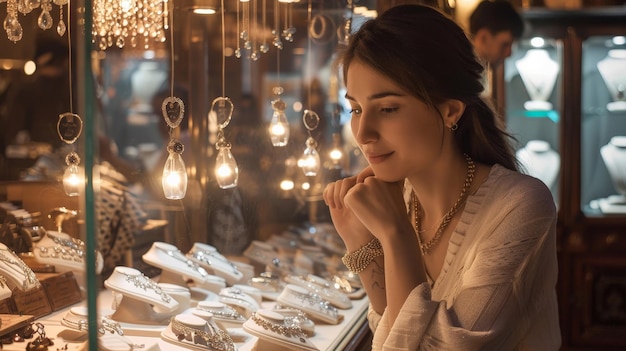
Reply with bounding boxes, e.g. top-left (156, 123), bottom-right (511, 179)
top-left (469, 0), bottom-right (524, 38)
top-left (339, 4), bottom-right (518, 171)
